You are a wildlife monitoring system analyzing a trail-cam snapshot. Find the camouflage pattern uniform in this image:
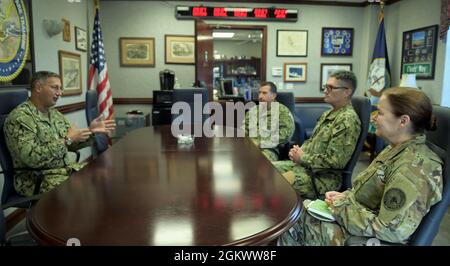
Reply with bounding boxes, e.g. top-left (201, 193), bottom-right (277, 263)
top-left (244, 102), bottom-right (294, 161)
top-left (4, 100), bottom-right (90, 197)
top-left (278, 134), bottom-right (443, 246)
top-left (273, 103), bottom-right (360, 199)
